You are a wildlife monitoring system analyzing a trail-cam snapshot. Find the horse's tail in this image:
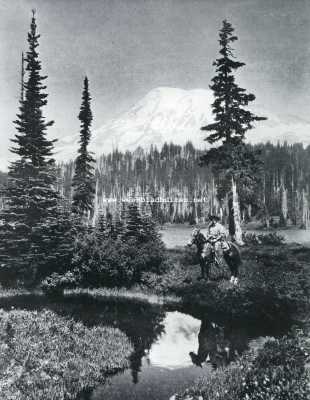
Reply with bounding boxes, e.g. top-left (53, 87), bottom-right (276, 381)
top-left (228, 242), bottom-right (242, 264)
